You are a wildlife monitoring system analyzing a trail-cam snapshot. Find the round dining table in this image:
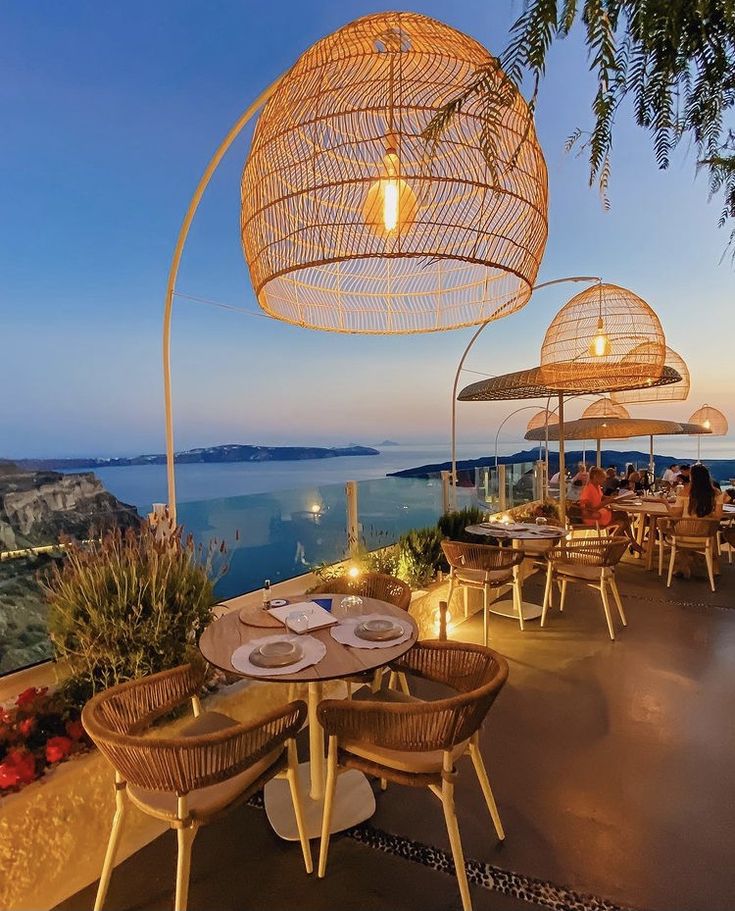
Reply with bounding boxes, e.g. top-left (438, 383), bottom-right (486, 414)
top-left (465, 521), bottom-right (567, 621)
top-left (198, 593), bottom-right (417, 840)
